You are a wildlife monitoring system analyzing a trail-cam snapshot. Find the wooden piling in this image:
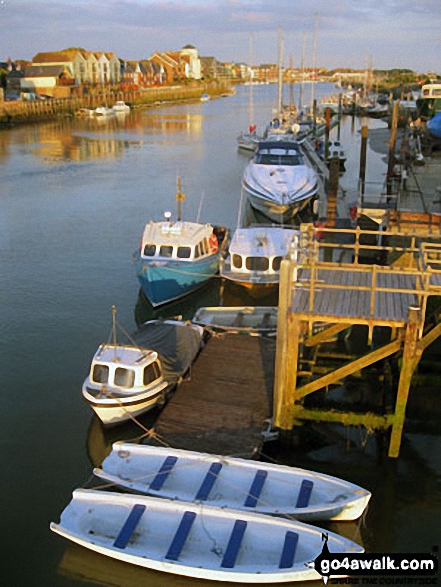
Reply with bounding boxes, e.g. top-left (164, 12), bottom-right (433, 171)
top-left (387, 100), bottom-right (400, 196)
top-left (359, 124), bottom-right (368, 197)
top-left (388, 306), bottom-right (421, 457)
